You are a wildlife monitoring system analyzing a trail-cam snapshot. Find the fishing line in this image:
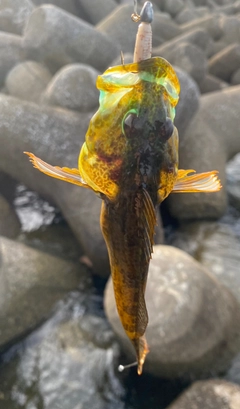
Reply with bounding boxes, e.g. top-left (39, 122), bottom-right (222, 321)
top-left (118, 361), bottom-right (138, 372)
